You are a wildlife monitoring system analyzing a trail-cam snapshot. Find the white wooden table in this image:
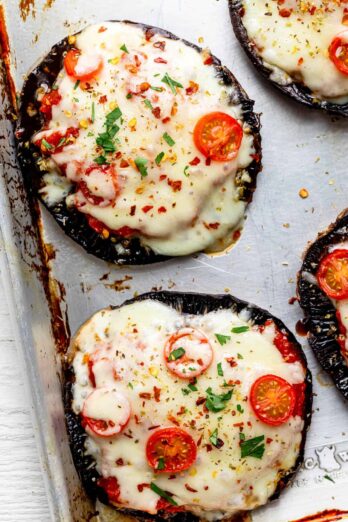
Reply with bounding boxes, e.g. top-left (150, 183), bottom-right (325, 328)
top-left (0, 272), bottom-right (50, 521)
